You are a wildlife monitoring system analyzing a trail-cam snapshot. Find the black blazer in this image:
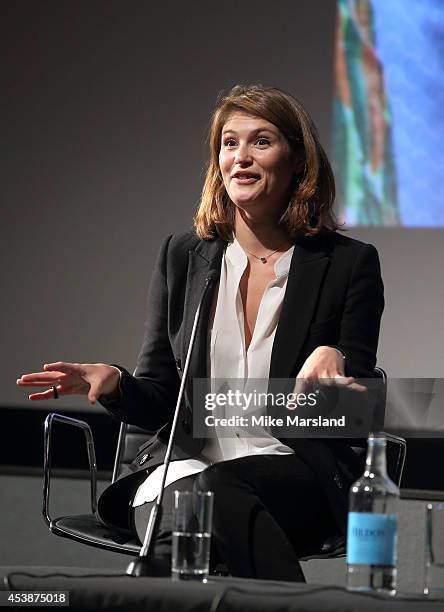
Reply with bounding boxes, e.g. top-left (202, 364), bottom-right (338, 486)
top-left (99, 230), bottom-right (384, 533)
